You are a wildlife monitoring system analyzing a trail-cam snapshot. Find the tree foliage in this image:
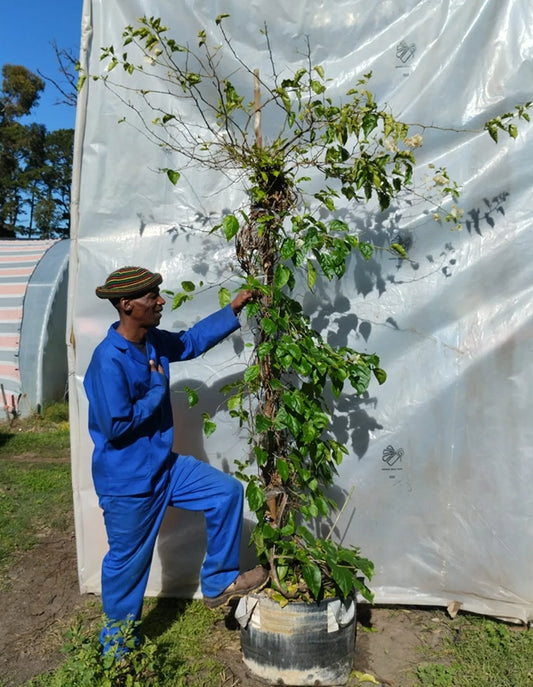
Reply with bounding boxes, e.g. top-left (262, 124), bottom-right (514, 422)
top-left (0, 64), bottom-right (73, 238)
